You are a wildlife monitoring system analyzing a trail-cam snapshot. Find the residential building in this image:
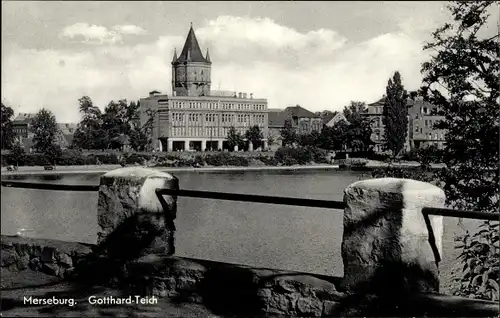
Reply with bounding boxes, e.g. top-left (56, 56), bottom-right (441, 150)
top-left (139, 25), bottom-right (268, 152)
top-left (267, 105), bottom-right (323, 147)
top-left (11, 113), bottom-right (76, 150)
top-left (323, 112), bottom-right (349, 127)
top-left (364, 96), bottom-right (446, 153)
top-left (407, 98), bottom-right (446, 149)
top-left (12, 113), bottom-right (36, 141)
